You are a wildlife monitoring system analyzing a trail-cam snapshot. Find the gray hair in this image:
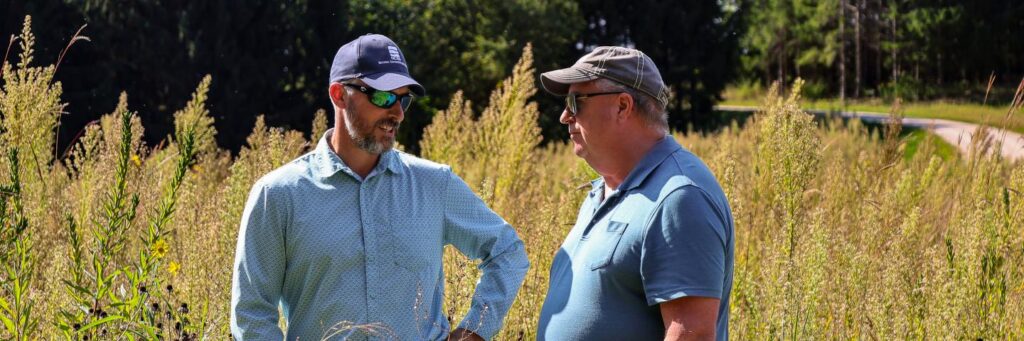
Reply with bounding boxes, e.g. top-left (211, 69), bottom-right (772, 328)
top-left (594, 79), bottom-right (668, 134)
